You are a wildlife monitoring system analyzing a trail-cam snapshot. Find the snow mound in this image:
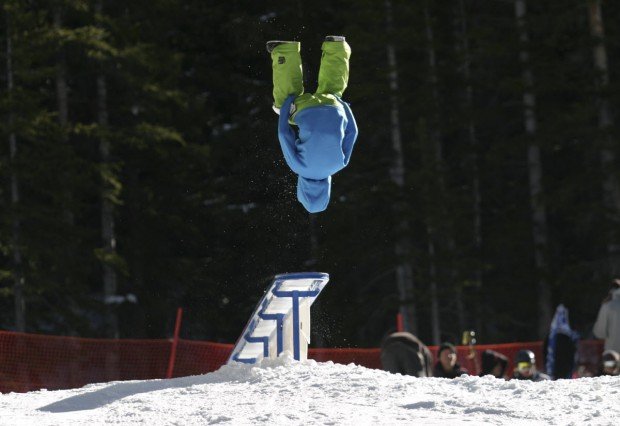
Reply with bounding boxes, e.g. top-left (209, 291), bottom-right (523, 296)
top-left (1, 356), bottom-right (618, 425)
